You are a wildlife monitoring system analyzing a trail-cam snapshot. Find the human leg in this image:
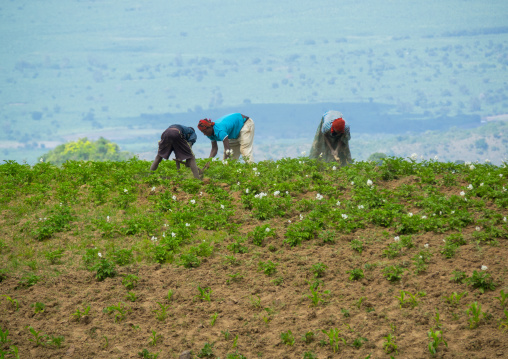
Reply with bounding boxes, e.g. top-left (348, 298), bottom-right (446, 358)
top-left (185, 157), bottom-right (201, 180)
top-left (239, 118), bottom-right (255, 163)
